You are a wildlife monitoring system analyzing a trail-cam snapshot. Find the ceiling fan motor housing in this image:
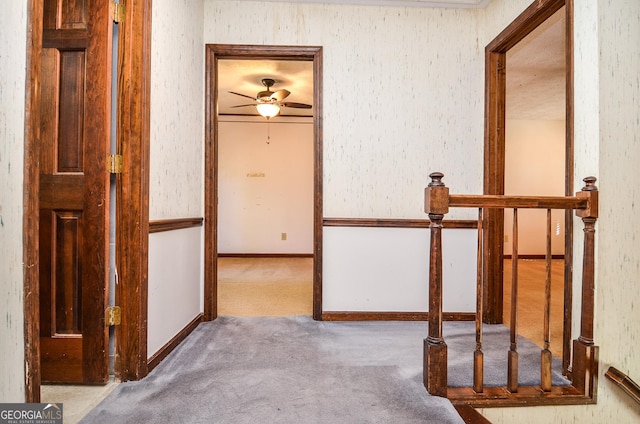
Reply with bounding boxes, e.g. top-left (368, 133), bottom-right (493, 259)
top-left (257, 78), bottom-right (277, 102)
top-left (261, 78), bottom-right (276, 88)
